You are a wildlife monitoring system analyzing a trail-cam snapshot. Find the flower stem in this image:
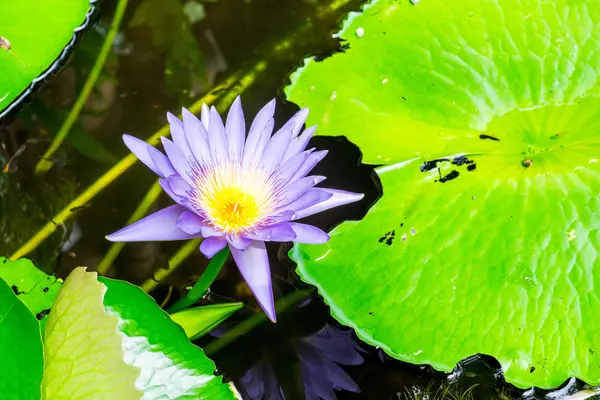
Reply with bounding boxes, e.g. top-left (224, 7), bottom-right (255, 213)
top-left (96, 180), bottom-right (163, 275)
top-left (140, 238), bottom-right (202, 293)
top-left (34, 0), bottom-right (129, 175)
top-left (167, 247), bottom-right (230, 313)
top-left (204, 289), bottom-right (313, 356)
